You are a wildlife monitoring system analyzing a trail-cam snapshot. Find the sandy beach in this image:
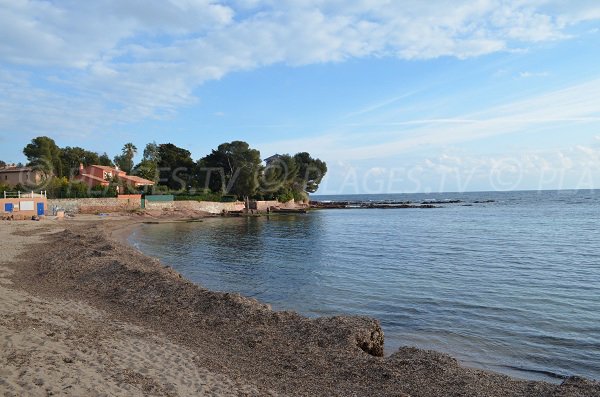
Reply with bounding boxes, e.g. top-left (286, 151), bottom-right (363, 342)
top-left (1, 216), bottom-right (599, 396)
